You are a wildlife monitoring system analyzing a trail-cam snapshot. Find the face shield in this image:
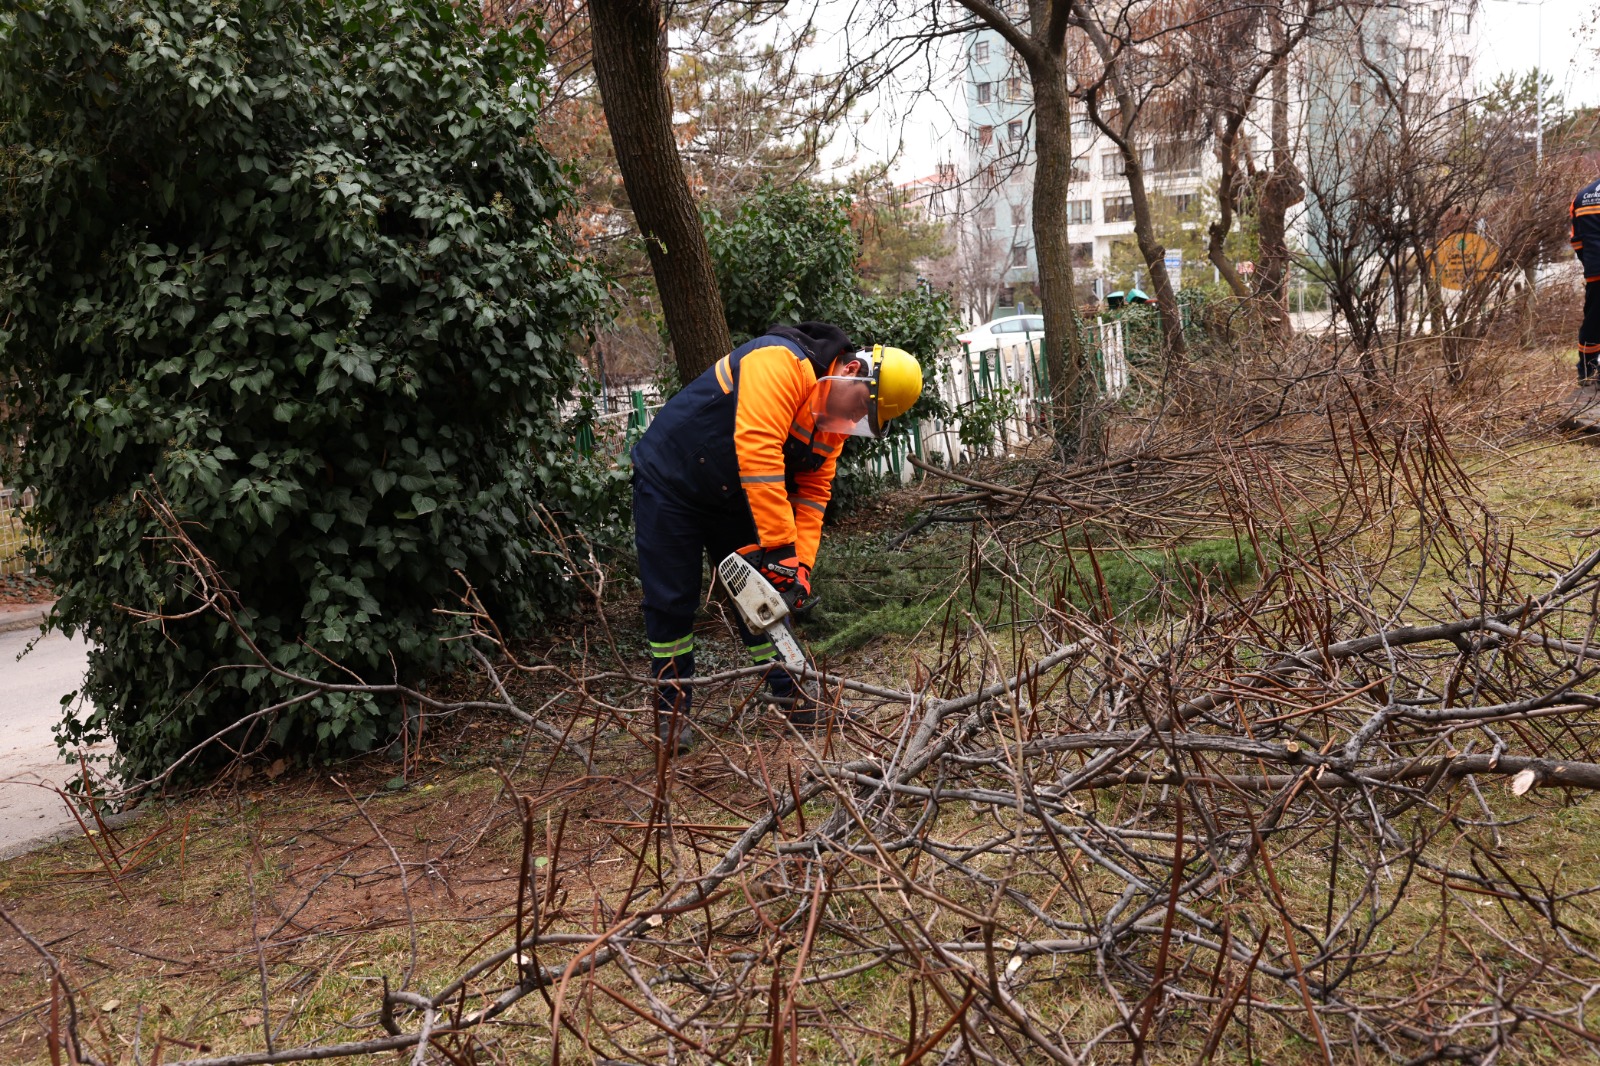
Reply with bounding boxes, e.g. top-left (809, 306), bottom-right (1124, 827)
top-left (807, 351), bottom-right (880, 437)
